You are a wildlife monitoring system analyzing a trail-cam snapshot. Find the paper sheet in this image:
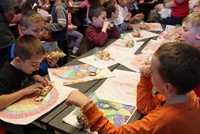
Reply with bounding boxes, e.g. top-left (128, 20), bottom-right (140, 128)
top-left (0, 85), bottom-right (77, 125)
top-left (141, 39), bottom-right (162, 54)
top-left (48, 64), bottom-right (114, 85)
top-left (95, 69), bottom-right (140, 106)
top-left (120, 54), bottom-right (152, 72)
top-left (145, 23), bottom-right (163, 31)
